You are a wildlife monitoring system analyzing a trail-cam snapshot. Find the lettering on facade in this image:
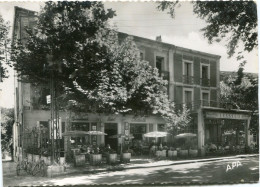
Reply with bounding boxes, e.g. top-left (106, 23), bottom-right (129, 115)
top-left (206, 112), bottom-right (248, 120)
top-left (107, 116), bottom-right (116, 121)
top-left (72, 113), bottom-right (88, 120)
top-left (132, 116), bottom-right (146, 122)
top-left (72, 117), bottom-right (89, 121)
